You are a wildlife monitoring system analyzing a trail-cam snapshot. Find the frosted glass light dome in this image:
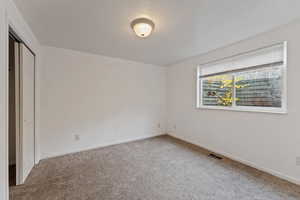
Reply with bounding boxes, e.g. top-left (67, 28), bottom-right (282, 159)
top-left (131, 18), bottom-right (155, 38)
